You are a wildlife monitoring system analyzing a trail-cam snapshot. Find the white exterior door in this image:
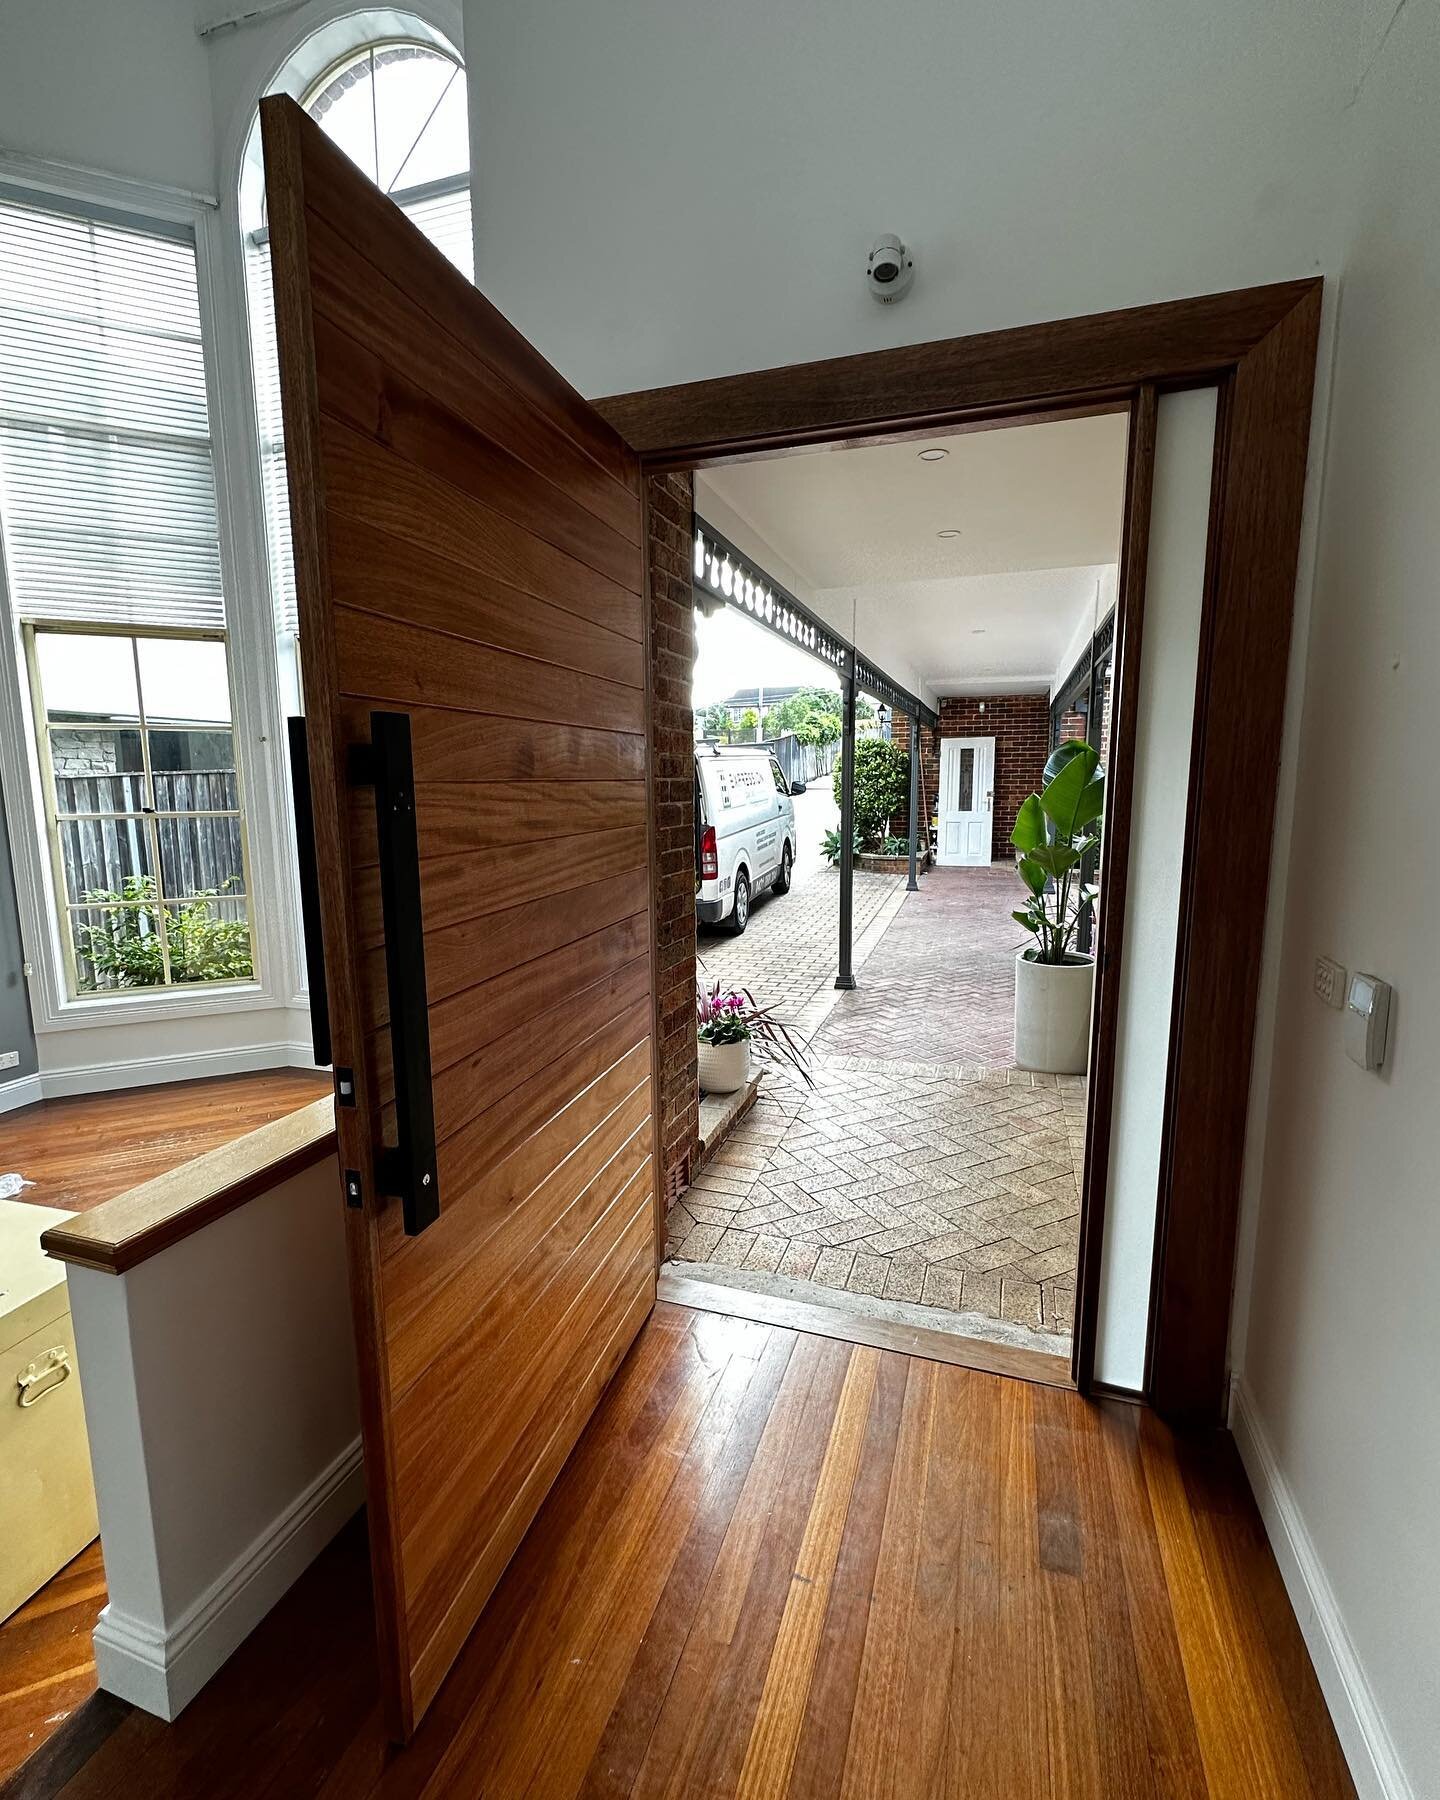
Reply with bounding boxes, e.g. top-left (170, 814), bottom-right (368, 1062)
top-left (937, 736), bottom-right (995, 865)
